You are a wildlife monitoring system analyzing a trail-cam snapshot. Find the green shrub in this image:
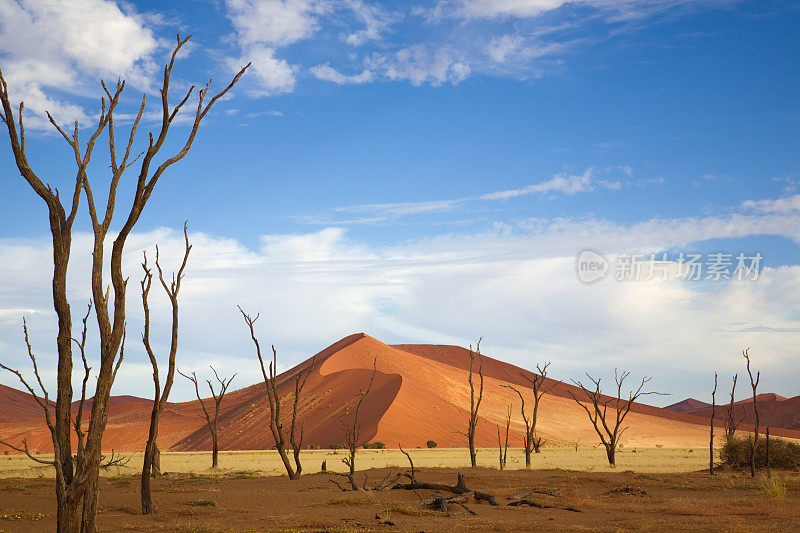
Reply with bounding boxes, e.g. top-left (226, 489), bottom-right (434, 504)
top-left (308, 444), bottom-right (320, 450)
top-left (721, 436), bottom-right (800, 470)
top-left (363, 442), bottom-right (385, 449)
top-left (426, 440), bottom-right (437, 449)
top-left (329, 443), bottom-right (346, 450)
